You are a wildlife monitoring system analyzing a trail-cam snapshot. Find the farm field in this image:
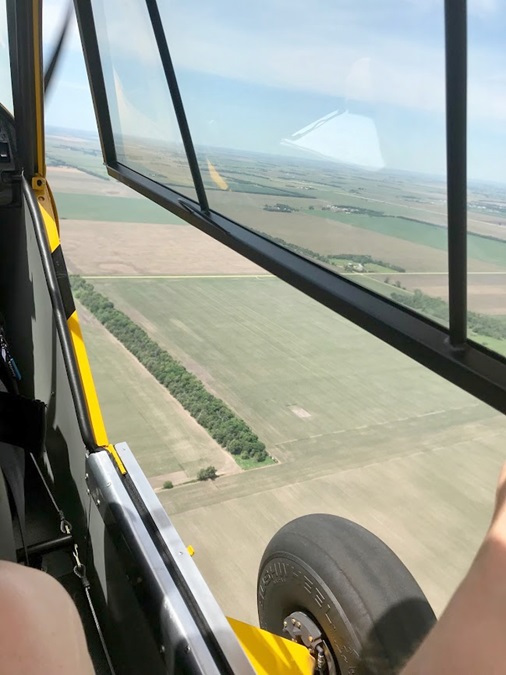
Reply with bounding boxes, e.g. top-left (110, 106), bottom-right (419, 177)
top-left (306, 209), bottom-right (506, 268)
top-left (169, 428), bottom-right (504, 625)
top-left (48, 136), bottom-right (506, 323)
top-left (47, 167), bottom-right (134, 197)
top-left (86, 275), bottom-right (506, 624)
top-left (55, 192), bottom-right (182, 224)
top-left (370, 272), bottom-right (506, 316)
top-left (46, 133), bottom-right (108, 180)
top-left (77, 303), bottom-right (240, 486)
top-left (60, 220), bottom-right (265, 277)
top-left (91, 277), bottom-right (483, 450)
top-left (209, 190), bottom-right (505, 276)
top-left (50, 130), bottom-right (506, 626)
